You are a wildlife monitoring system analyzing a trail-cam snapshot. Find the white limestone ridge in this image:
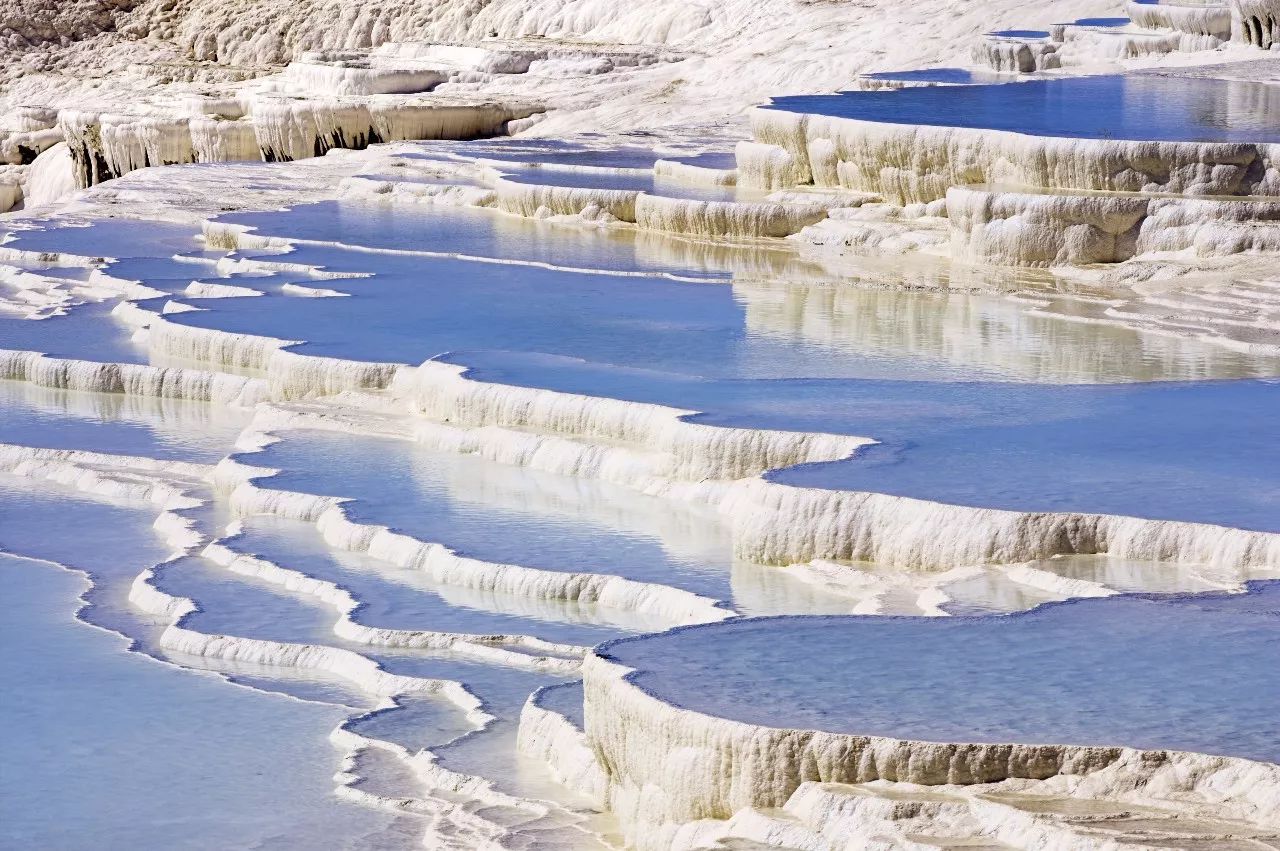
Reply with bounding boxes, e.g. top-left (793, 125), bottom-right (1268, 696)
top-left (517, 683), bottom-right (609, 803)
top-left (2, 202), bottom-right (1275, 580)
top-left (488, 173), bottom-right (840, 238)
top-left (0, 0), bottom-right (1271, 220)
top-left (1235, 0), bottom-right (1280, 45)
top-left (393, 360), bottom-right (869, 482)
top-left (200, 538), bottom-right (588, 673)
top-left (7, 316), bottom-right (1270, 613)
top-left (0, 444), bottom-right (208, 513)
top-left (0, 443), bottom-right (612, 847)
top-left (948, 184), bottom-right (1280, 267)
top-left (0, 0), bottom-right (1187, 211)
top-left (0, 107), bottom-right (61, 172)
top-left (8, 275), bottom-right (1280, 579)
top-left (741, 107), bottom-right (1280, 206)
top-left (239, 384), bottom-right (1280, 581)
top-left (0, 265), bottom-right (106, 319)
top-left (736, 75), bottom-right (1280, 293)
top-left (58, 96), bottom-right (540, 189)
top-left (129, 304), bottom-right (1279, 574)
top-left (968, 0), bottom-right (1280, 73)
top-left (2, 1), bottom-right (1280, 844)
top-left (653, 157), bottom-right (737, 187)
top-left (570, 647), bottom-right (1280, 850)
top-left (1128, 0), bottom-right (1233, 39)
top-left (22, 143), bottom-right (78, 208)
top-left (218, 466), bottom-right (733, 629)
top-left (0, 349), bottom-right (269, 406)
